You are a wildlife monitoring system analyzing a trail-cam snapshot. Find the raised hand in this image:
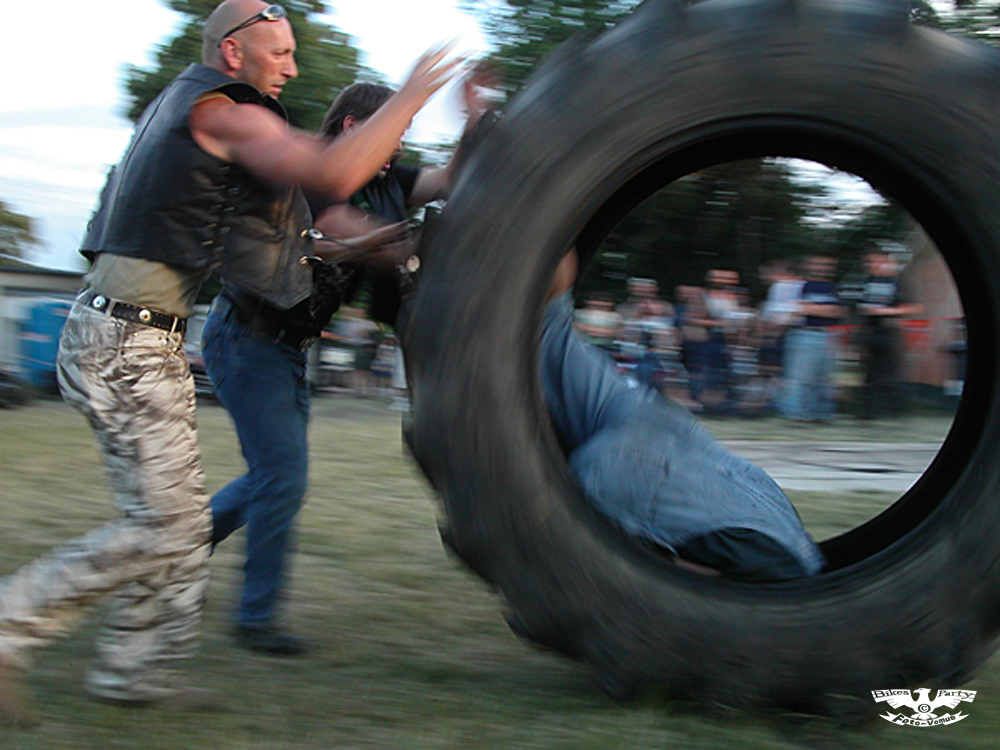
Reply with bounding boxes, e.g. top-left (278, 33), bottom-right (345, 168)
top-left (399, 42), bottom-right (467, 107)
